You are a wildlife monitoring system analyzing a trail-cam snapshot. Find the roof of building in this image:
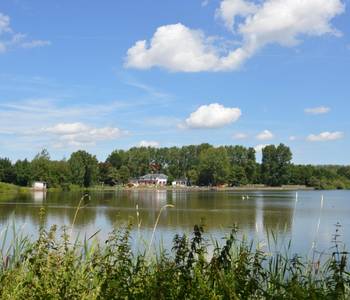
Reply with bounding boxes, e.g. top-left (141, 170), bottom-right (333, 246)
top-left (139, 173), bottom-right (168, 180)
